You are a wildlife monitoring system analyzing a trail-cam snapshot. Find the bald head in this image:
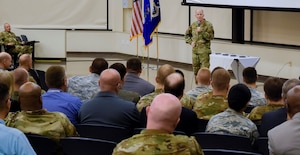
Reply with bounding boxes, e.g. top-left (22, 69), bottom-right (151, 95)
top-left (156, 64), bottom-right (175, 85)
top-left (4, 23), bottom-right (11, 32)
top-left (146, 93), bottom-right (182, 133)
top-left (18, 54), bottom-right (32, 70)
top-left (286, 85), bottom-right (300, 118)
top-left (282, 79), bottom-right (300, 100)
top-left (19, 82), bottom-right (42, 111)
top-left (0, 52), bottom-right (12, 70)
top-left (196, 68), bottom-right (211, 85)
top-left (164, 72), bottom-right (185, 99)
top-left (98, 69), bottom-right (121, 93)
top-left (13, 68), bottom-right (29, 88)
